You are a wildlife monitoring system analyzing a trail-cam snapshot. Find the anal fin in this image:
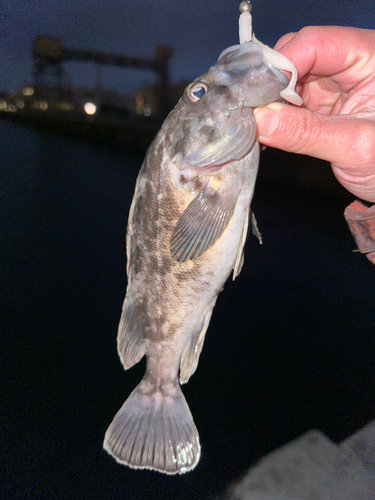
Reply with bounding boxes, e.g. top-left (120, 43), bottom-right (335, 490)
top-left (179, 308), bottom-right (213, 384)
